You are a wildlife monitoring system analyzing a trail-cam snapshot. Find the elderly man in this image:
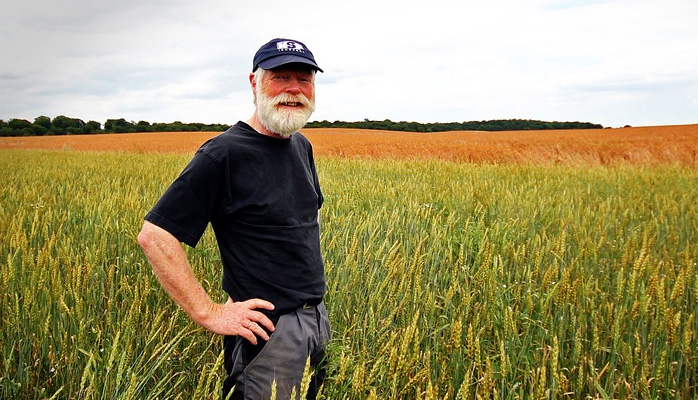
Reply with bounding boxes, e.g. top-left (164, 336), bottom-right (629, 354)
top-left (137, 38), bottom-right (330, 400)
